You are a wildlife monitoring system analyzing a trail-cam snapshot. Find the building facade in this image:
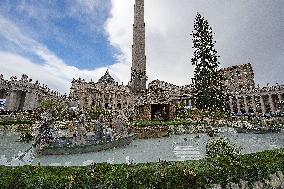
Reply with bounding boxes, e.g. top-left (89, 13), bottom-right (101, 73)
top-left (0, 74), bottom-right (63, 111)
top-left (220, 63), bottom-right (255, 92)
top-left (69, 70), bottom-right (133, 111)
top-left (136, 80), bottom-right (192, 120)
top-left (221, 63), bottom-right (284, 115)
top-left (229, 85), bottom-right (284, 115)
